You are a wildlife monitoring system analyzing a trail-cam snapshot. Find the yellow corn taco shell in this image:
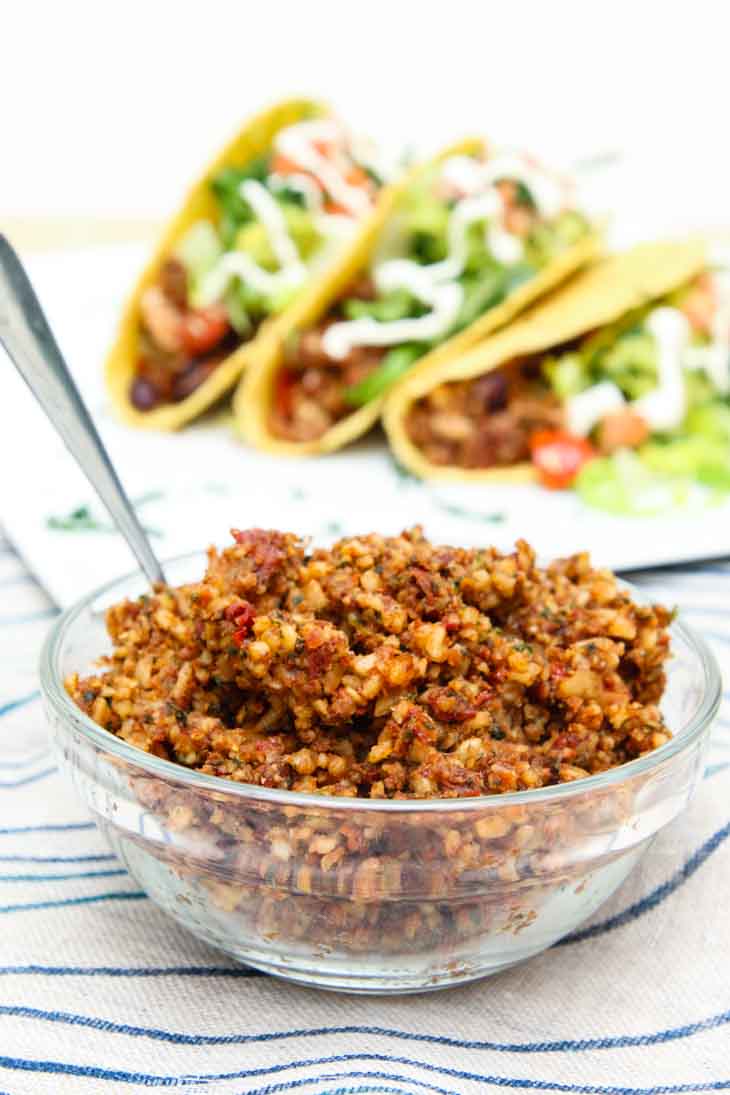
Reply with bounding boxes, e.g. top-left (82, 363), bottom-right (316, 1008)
top-left (235, 144), bottom-right (603, 456)
top-left (383, 237), bottom-right (708, 482)
top-left (106, 97), bottom-right (327, 431)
